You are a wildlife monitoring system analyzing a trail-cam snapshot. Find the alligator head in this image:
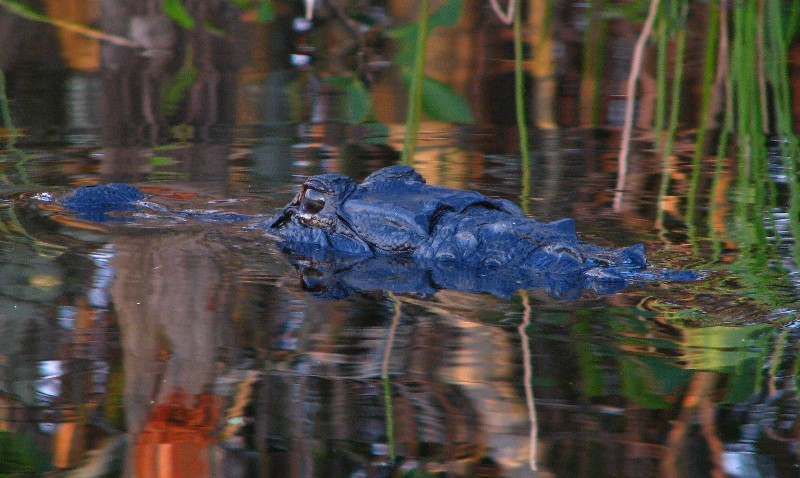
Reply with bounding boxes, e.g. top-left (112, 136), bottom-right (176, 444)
top-left (267, 171), bottom-right (369, 254)
top-left (267, 165), bottom-right (529, 257)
